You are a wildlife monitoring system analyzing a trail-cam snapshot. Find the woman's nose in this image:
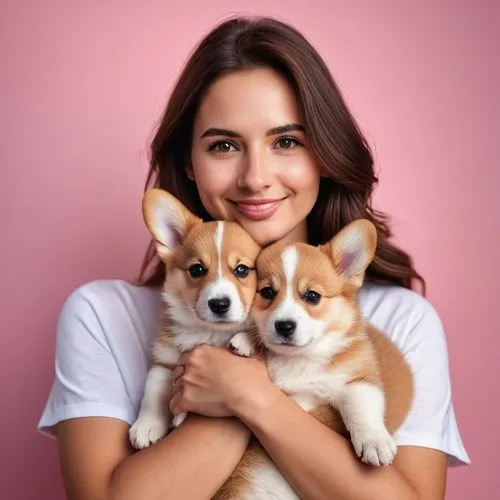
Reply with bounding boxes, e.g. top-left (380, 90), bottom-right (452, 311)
top-left (236, 149), bottom-right (272, 193)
